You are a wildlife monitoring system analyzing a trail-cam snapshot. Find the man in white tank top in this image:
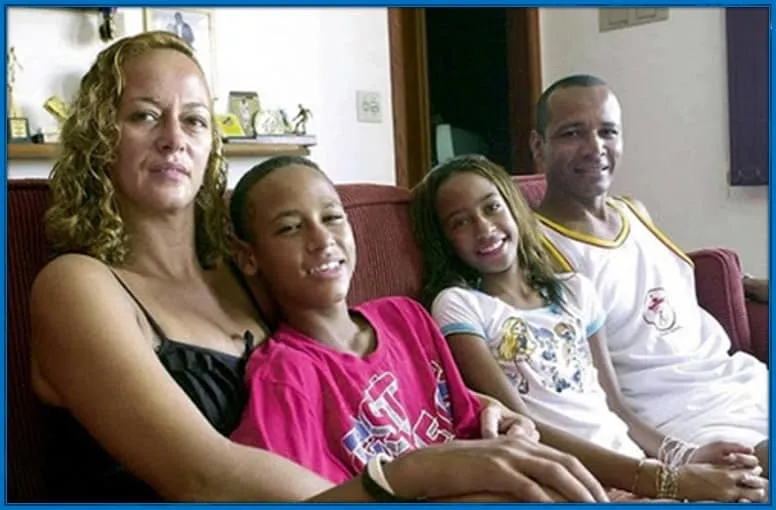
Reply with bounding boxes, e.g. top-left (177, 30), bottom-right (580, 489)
top-left (528, 75), bottom-right (769, 475)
